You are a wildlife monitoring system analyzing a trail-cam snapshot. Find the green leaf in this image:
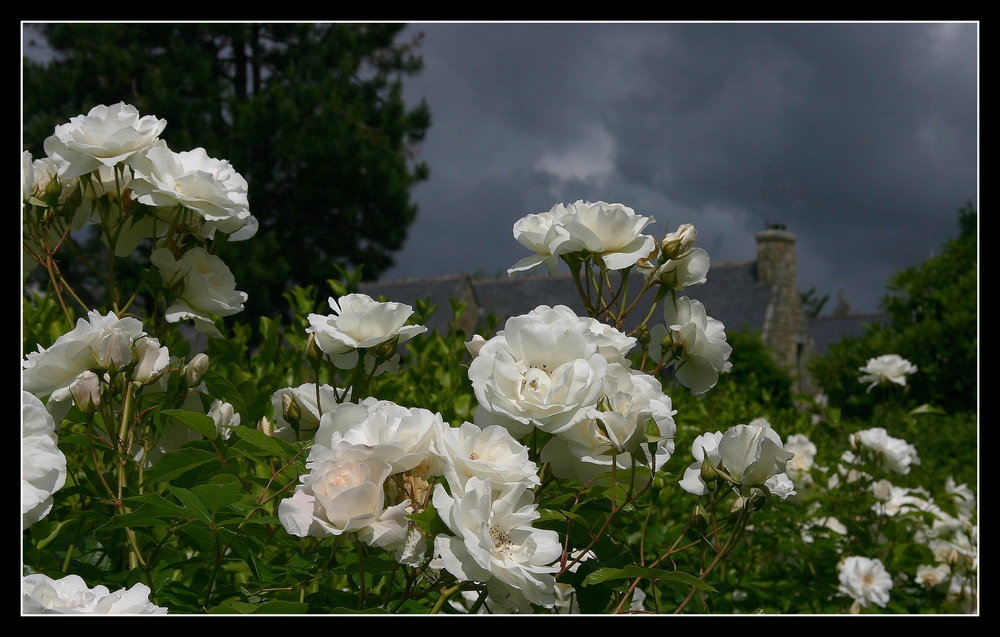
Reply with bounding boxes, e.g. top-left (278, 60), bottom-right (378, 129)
top-left (142, 446), bottom-right (219, 485)
top-left (168, 485), bottom-right (213, 525)
top-left (582, 566), bottom-right (716, 592)
top-left (229, 425), bottom-right (291, 458)
top-left (161, 409), bottom-right (217, 440)
top-left (407, 502), bottom-right (449, 539)
top-left (191, 474), bottom-right (244, 512)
